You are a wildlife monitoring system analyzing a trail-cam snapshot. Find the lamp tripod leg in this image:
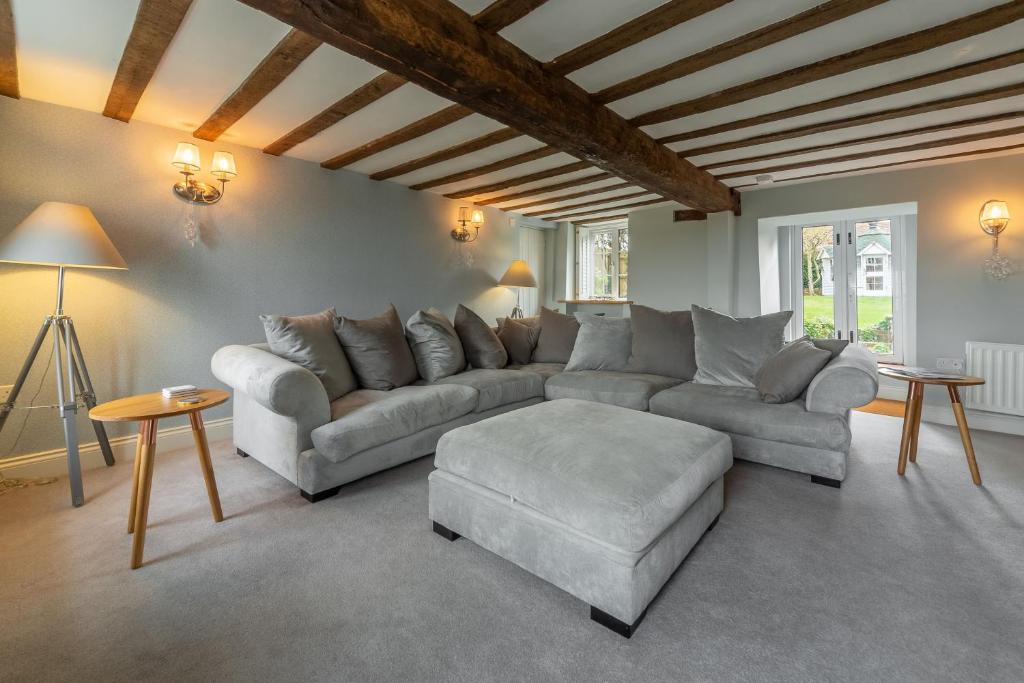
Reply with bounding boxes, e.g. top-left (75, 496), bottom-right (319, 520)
top-left (63, 319), bottom-right (114, 466)
top-left (0, 319), bottom-right (51, 434)
top-left (53, 319), bottom-right (84, 507)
